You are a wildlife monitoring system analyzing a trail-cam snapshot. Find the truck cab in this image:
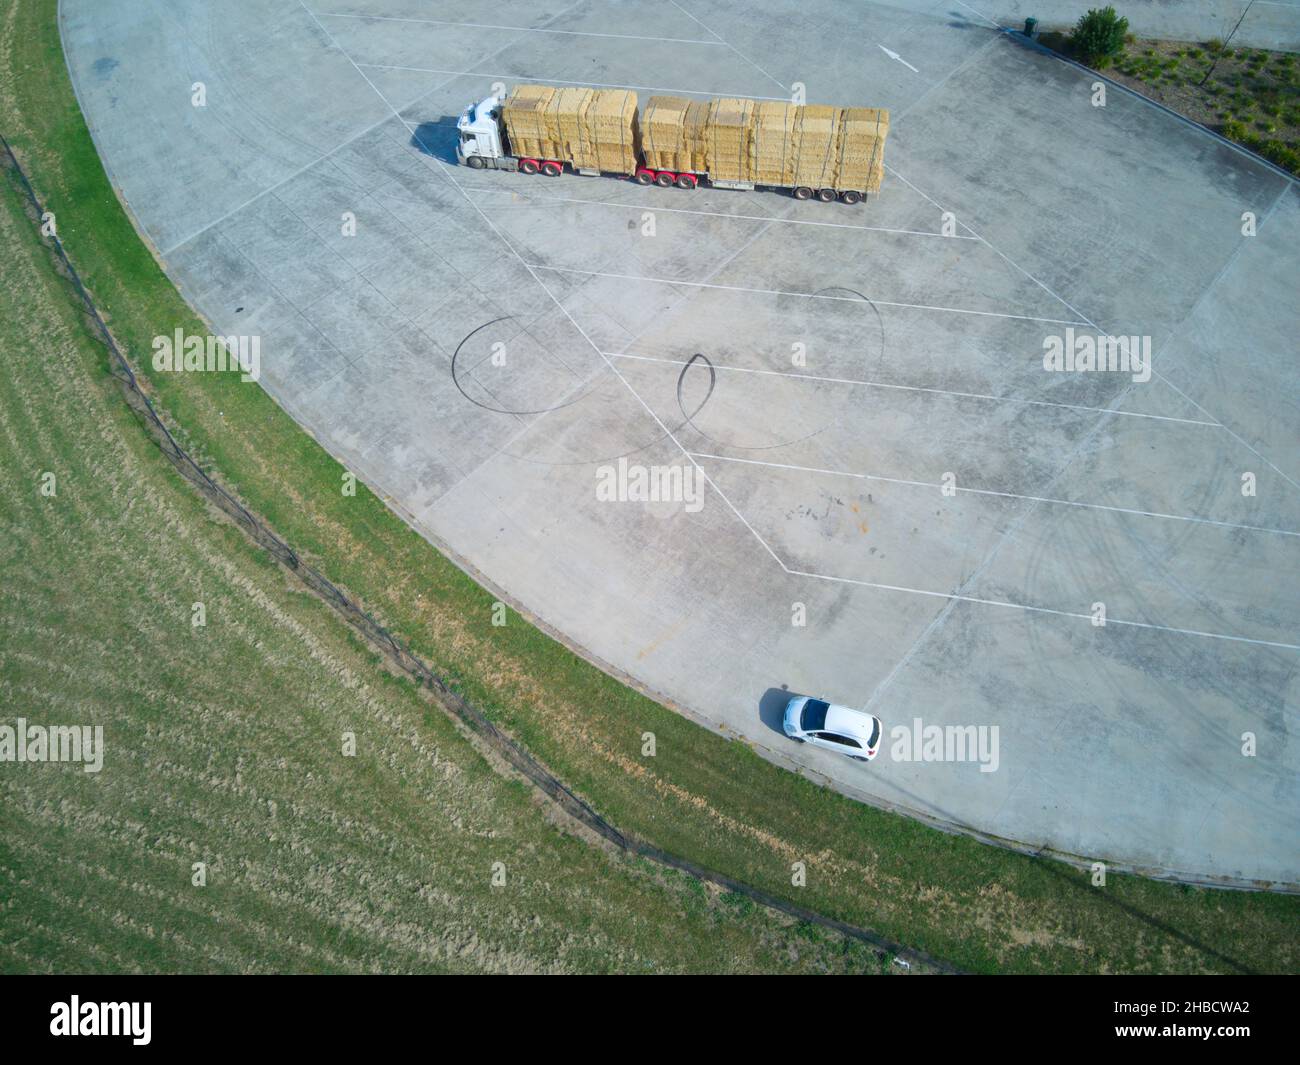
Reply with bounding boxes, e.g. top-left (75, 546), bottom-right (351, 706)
top-left (456, 93), bottom-right (507, 167)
